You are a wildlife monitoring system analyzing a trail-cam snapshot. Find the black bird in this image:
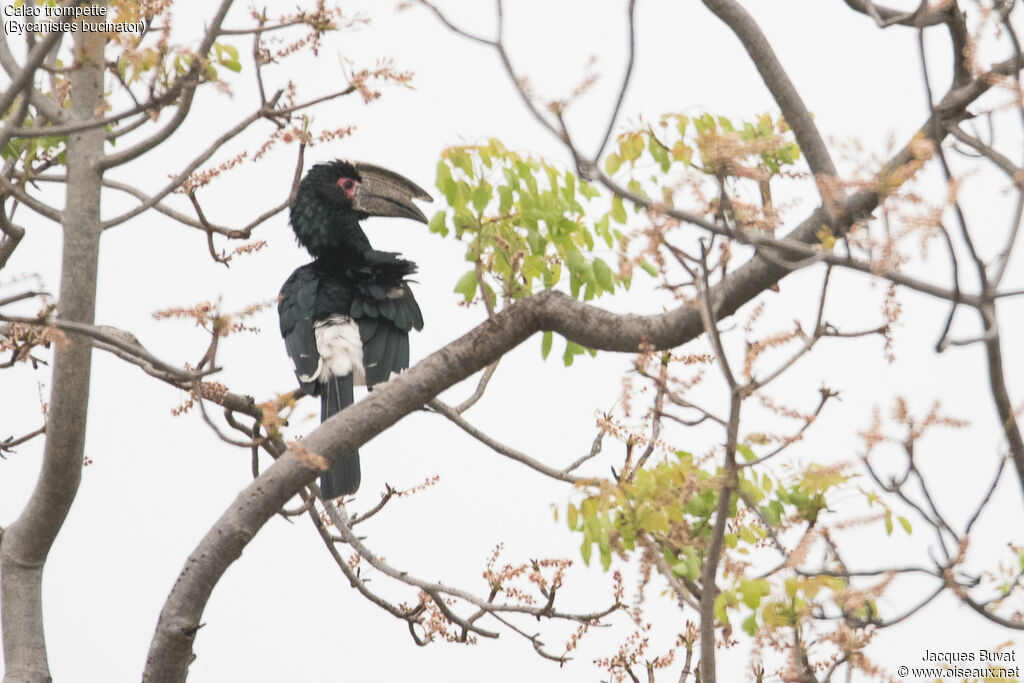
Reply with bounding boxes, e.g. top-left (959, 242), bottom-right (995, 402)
top-left (278, 160), bottom-right (430, 499)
